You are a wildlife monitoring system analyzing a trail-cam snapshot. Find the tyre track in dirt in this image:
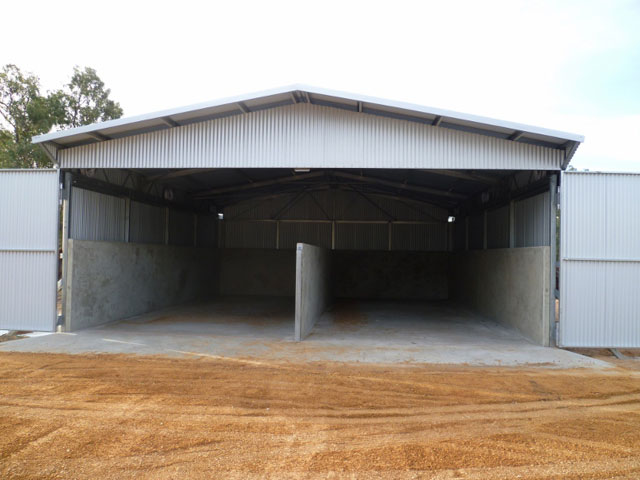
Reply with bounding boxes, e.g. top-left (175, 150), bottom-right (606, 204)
top-left (1, 352), bottom-right (639, 479)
